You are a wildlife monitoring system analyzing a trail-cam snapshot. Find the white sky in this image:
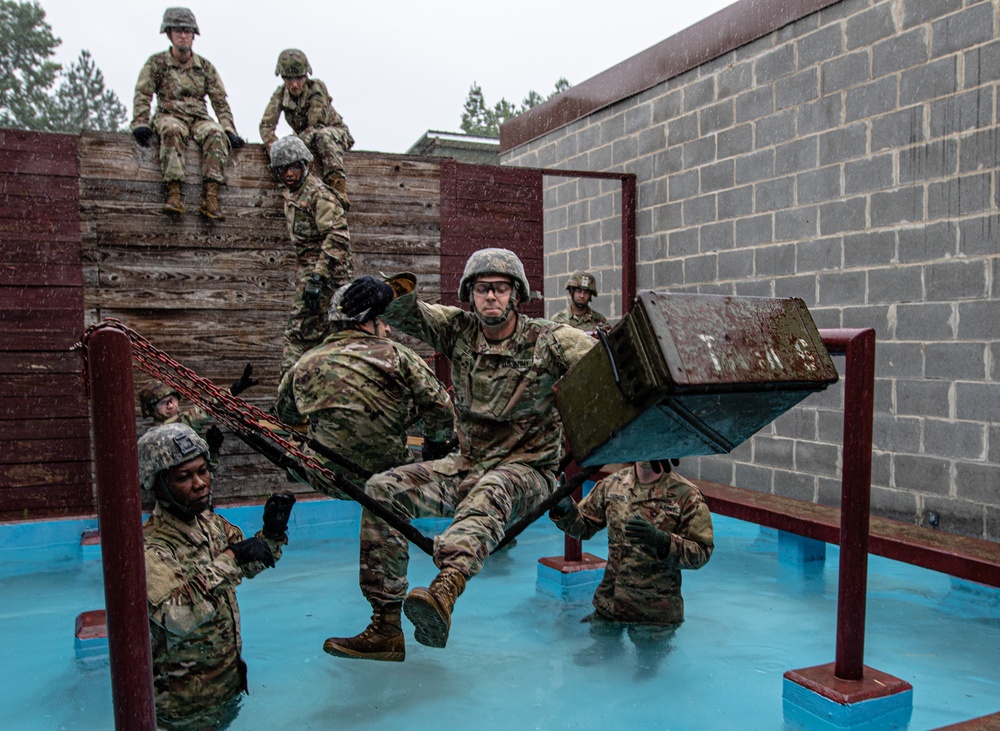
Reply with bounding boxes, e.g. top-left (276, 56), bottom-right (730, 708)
top-left (38, 0), bottom-right (738, 154)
